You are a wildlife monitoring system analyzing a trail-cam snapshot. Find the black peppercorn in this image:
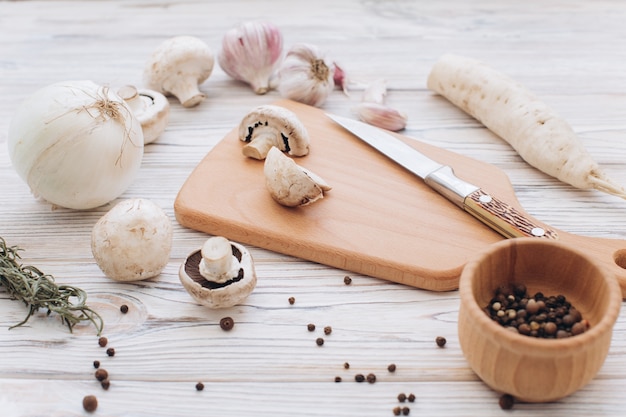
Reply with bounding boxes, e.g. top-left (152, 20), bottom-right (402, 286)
top-left (98, 336), bottom-right (108, 347)
top-left (120, 304), bottom-right (129, 314)
top-left (95, 369), bottom-right (108, 382)
top-left (307, 323), bottom-right (316, 332)
top-left (324, 326), bottom-right (332, 335)
top-left (355, 373), bottom-right (365, 382)
top-left (344, 276), bottom-right (352, 285)
top-left (106, 347), bottom-right (115, 357)
top-left (220, 316), bottom-right (234, 331)
top-left (101, 380), bottom-right (110, 390)
top-left (402, 406), bottom-right (410, 415)
top-left (499, 394), bottom-right (514, 410)
top-left (93, 360), bottom-right (100, 369)
top-left (407, 393), bottom-right (415, 403)
top-left (344, 362), bottom-right (350, 369)
top-left (393, 406), bottom-right (402, 416)
top-left (316, 337), bottom-right (324, 346)
top-left (366, 373), bottom-right (376, 383)
top-left (436, 336), bottom-right (446, 348)
top-left (82, 395), bottom-right (98, 413)
top-left (388, 363), bottom-right (396, 373)
top-left (397, 393), bottom-right (406, 402)
top-left (334, 376), bottom-right (342, 382)
top-left (196, 382), bottom-right (204, 391)
top-left (288, 296), bottom-right (295, 305)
